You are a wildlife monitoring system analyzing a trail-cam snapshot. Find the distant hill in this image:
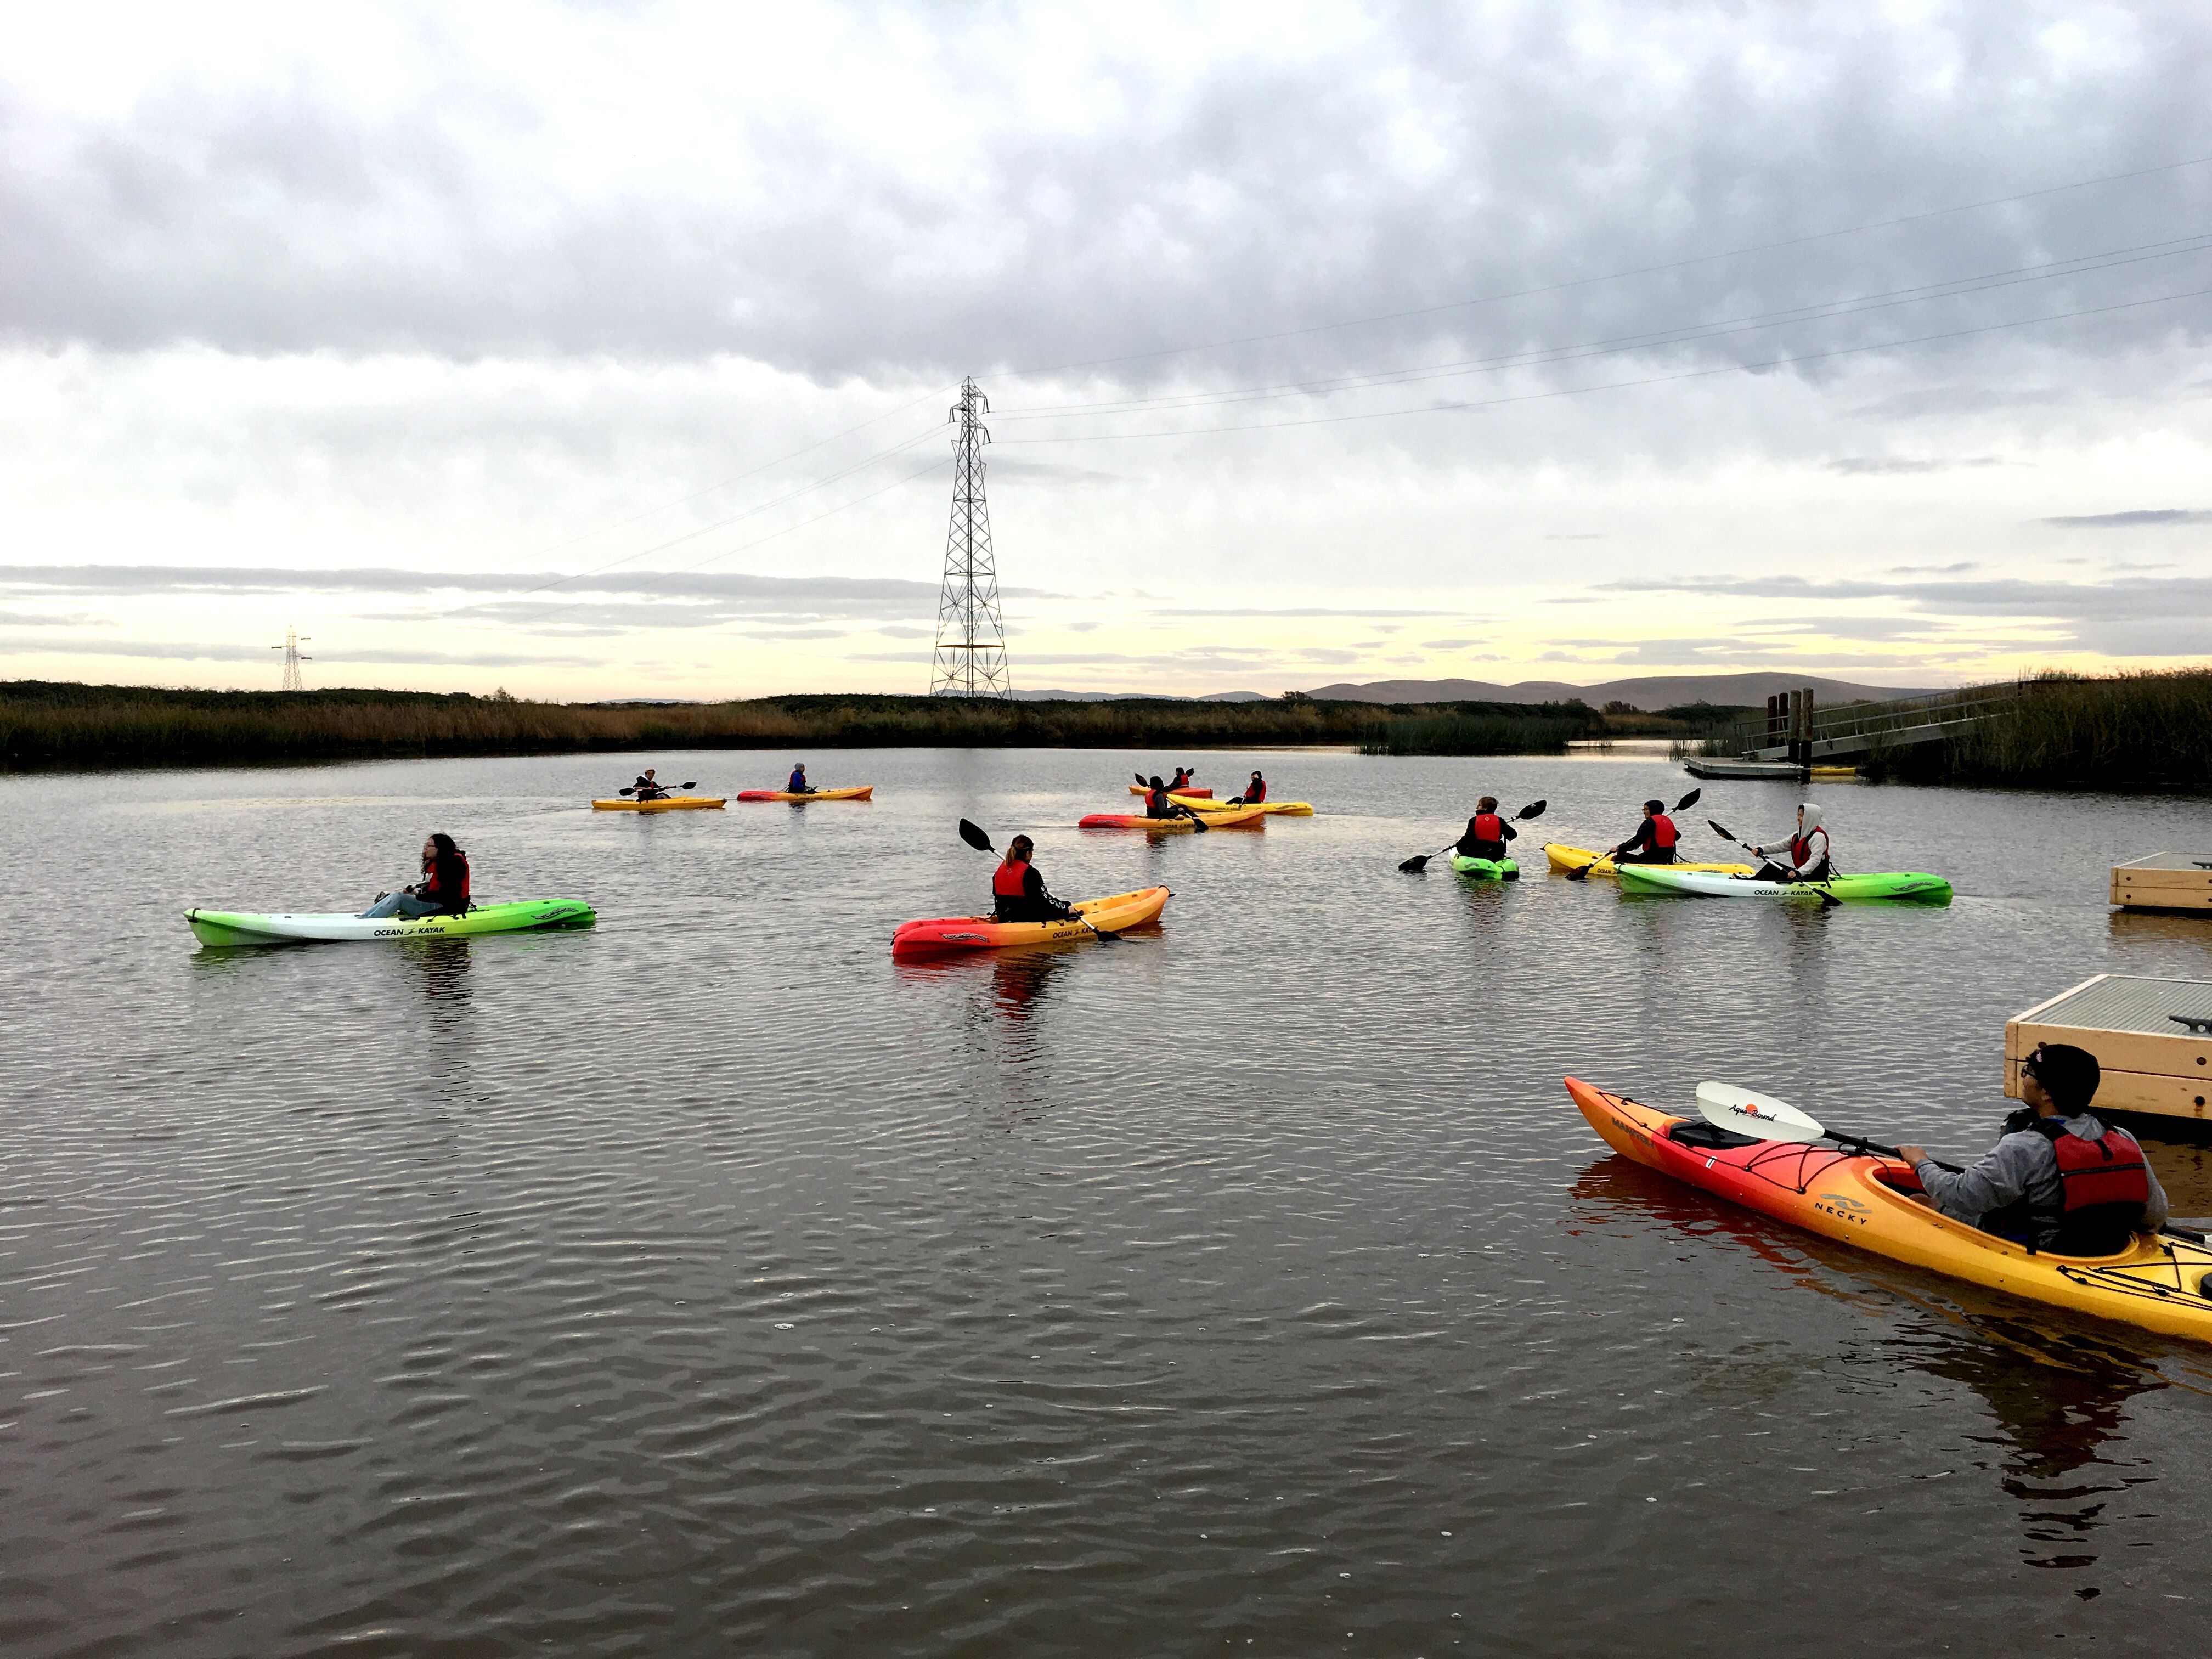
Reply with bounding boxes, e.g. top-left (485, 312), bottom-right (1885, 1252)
top-left (1300, 672), bottom-right (1946, 709)
top-left (1011, 688), bottom-right (1269, 703)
